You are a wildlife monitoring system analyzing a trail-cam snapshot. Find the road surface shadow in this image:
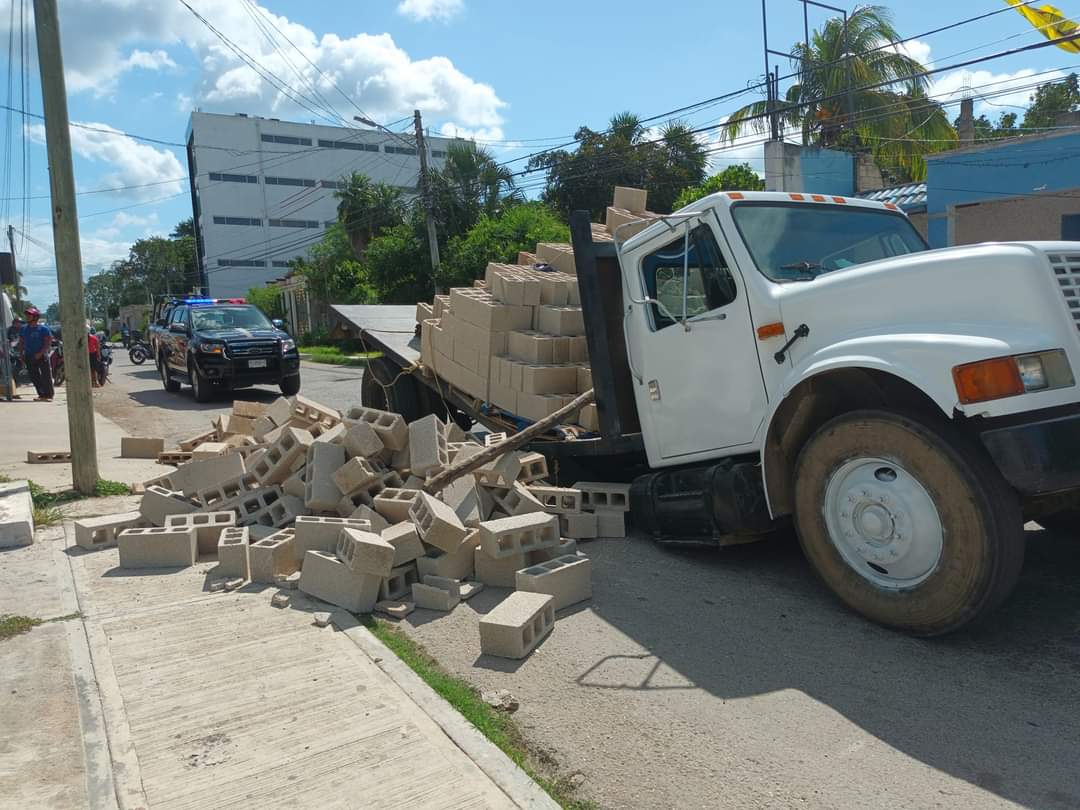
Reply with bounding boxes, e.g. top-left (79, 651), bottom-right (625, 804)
top-left (126, 386), bottom-right (279, 411)
top-left (581, 527), bottom-right (1080, 809)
